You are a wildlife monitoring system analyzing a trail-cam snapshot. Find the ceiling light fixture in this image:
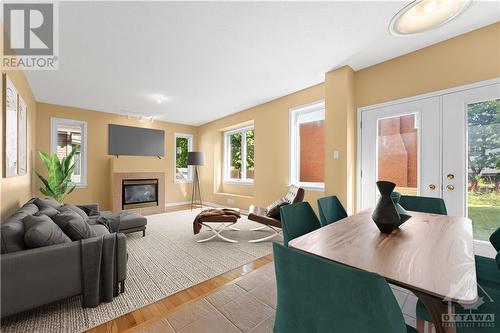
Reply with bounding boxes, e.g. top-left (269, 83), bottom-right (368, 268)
top-left (126, 113), bottom-right (155, 122)
top-left (389, 0), bottom-right (472, 36)
top-left (149, 94), bottom-right (169, 104)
